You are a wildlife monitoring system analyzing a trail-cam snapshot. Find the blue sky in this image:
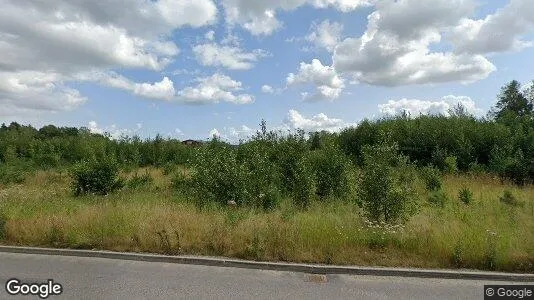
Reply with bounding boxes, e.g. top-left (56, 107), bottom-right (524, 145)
top-left (1, 0), bottom-right (533, 142)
